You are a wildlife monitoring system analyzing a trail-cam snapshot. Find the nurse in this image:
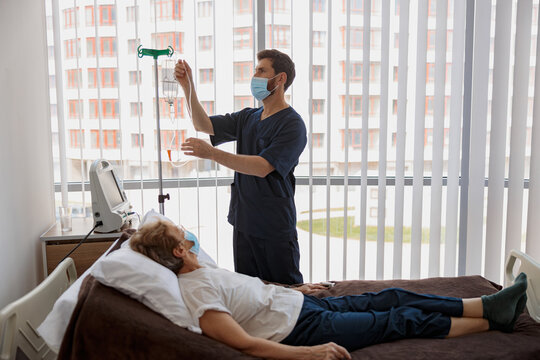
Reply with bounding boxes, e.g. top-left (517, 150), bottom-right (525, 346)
top-left (174, 49), bottom-right (306, 285)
